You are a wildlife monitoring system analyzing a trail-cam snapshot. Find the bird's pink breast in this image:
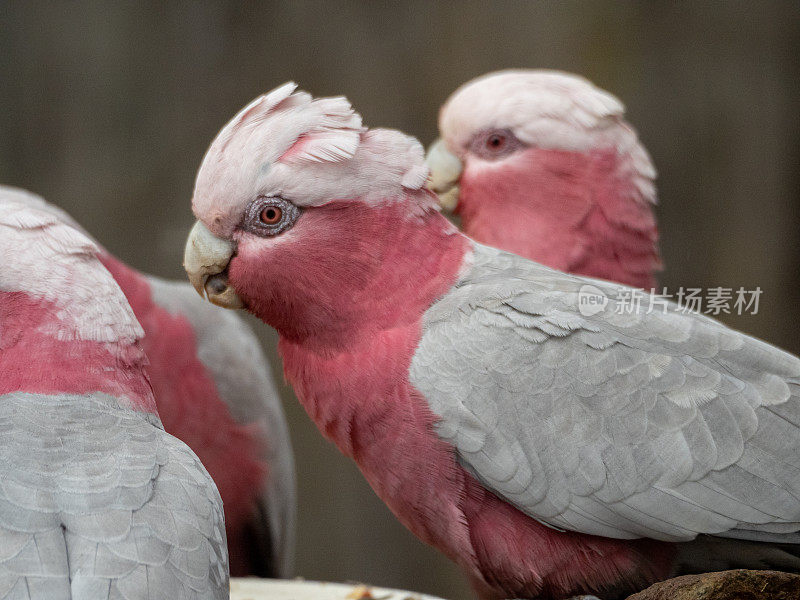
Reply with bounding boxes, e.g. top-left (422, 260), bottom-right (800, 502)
top-left (254, 202), bottom-right (483, 571)
top-left (280, 324), bottom-right (477, 562)
top-left (459, 147), bottom-right (660, 289)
